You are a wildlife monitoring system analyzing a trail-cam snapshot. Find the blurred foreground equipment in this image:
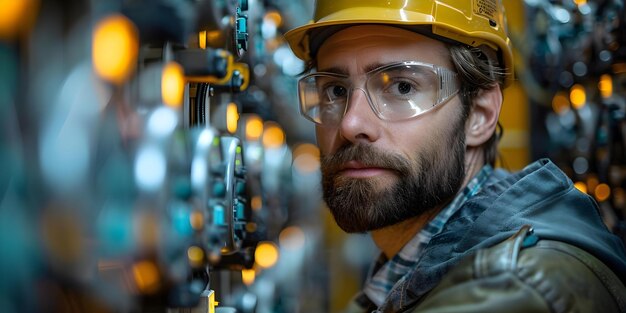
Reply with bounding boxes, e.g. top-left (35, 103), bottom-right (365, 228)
top-left (0, 0), bottom-right (324, 312)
